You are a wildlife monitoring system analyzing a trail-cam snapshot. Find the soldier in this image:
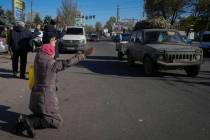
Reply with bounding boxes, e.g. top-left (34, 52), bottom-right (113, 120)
top-left (14, 33), bottom-right (94, 138)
